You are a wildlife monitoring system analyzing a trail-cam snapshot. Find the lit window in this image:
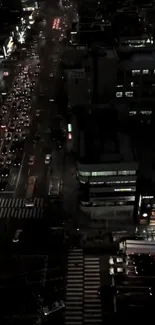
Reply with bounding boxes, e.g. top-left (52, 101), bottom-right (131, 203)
top-left (130, 82), bottom-right (134, 87)
top-left (132, 70), bottom-right (140, 75)
top-left (143, 69), bottom-right (149, 74)
top-left (140, 110), bottom-right (152, 115)
top-left (116, 92), bottom-right (123, 97)
top-left (91, 171), bottom-right (117, 176)
top-left (153, 70), bottom-right (155, 74)
top-left (117, 85), bottom-right (123, 88)
top-left (125, 91), bottom-right (133, 97)
top-left (79, 171), bottom-right (90, 177)
top-left (114, 188), bottom-right (135, 192)
top-left (118, 170), bottom-right (136, 176)
top-left (129, 111), bottom-right (136, 116)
